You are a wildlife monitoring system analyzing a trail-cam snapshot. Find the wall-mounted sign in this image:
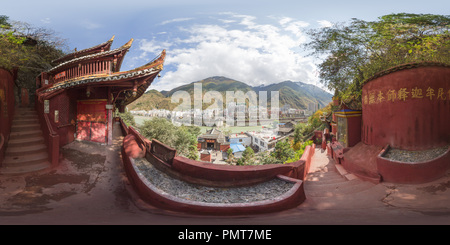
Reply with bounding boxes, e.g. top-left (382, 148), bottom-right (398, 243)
top-left (54, 110), bottom-right (59, 123)
top-left (44, 100), bottom-right (49, 113)
top-left (55, 71), bottom-right (66, 79)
